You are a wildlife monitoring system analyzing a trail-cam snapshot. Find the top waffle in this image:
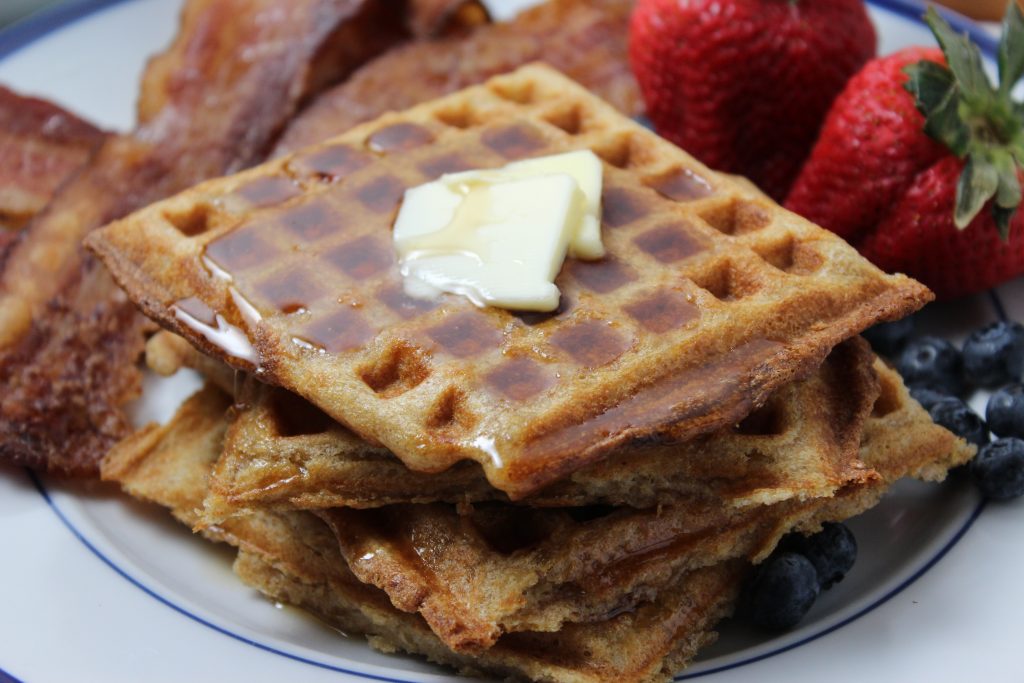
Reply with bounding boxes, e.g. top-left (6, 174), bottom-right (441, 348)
top-left (87, 64), bottom-right (931, 498)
